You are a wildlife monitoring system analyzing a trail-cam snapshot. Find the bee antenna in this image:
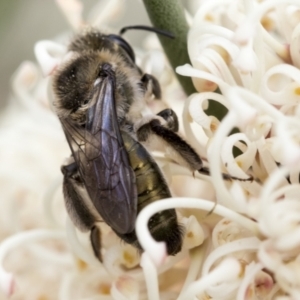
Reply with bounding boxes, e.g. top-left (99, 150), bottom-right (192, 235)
top-left (119, 25), bottom-right (175, 39)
